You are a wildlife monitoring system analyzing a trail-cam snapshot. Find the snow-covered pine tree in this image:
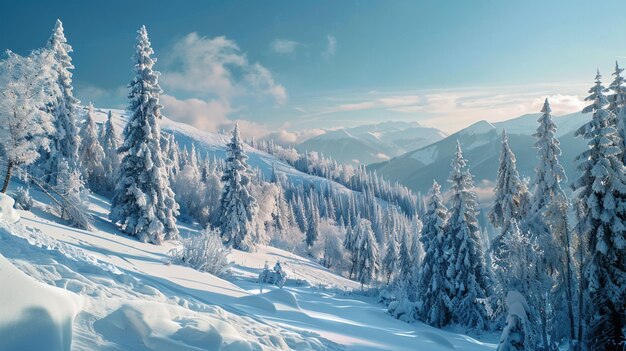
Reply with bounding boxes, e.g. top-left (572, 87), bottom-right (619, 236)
top-left (528, 98), bottom-right (576, 347)
top-left (531, 99), bottom-right (568, 216)
top-left (397, 230), bottom-right (412, 282)
top-left (446, 141), bottom-right (491, 330)
top-left (78, 103), bottom-right (105, 191)
top-left (218, 124), bottom-right (258, 251)
top-left (409, 217), bottom-right (423, 270)
top-left (608, 61), bottom-right (626, 164)
top-left (110, 26), bottom-right (179, 244)
top-left (344, 220), bottom-right (359, 279)
top-left (353, 218), bottom-right (379, 286)
top-left (416, 181), bottom-right (452, 328)
top-left (100, 110), bottom-right (120, 193)
top-left (574, 71), bottom-right (626, 351)
top-left (38, 19), bottom-right (81, 185)
top-left (305, 195), bottom-right (321, 250)
top-left (382, 230), bottom-right (399, 284)
top-left (0, 50), bottom-right (56, 192)
top-left (489, 130), bottom-right (530, 275)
